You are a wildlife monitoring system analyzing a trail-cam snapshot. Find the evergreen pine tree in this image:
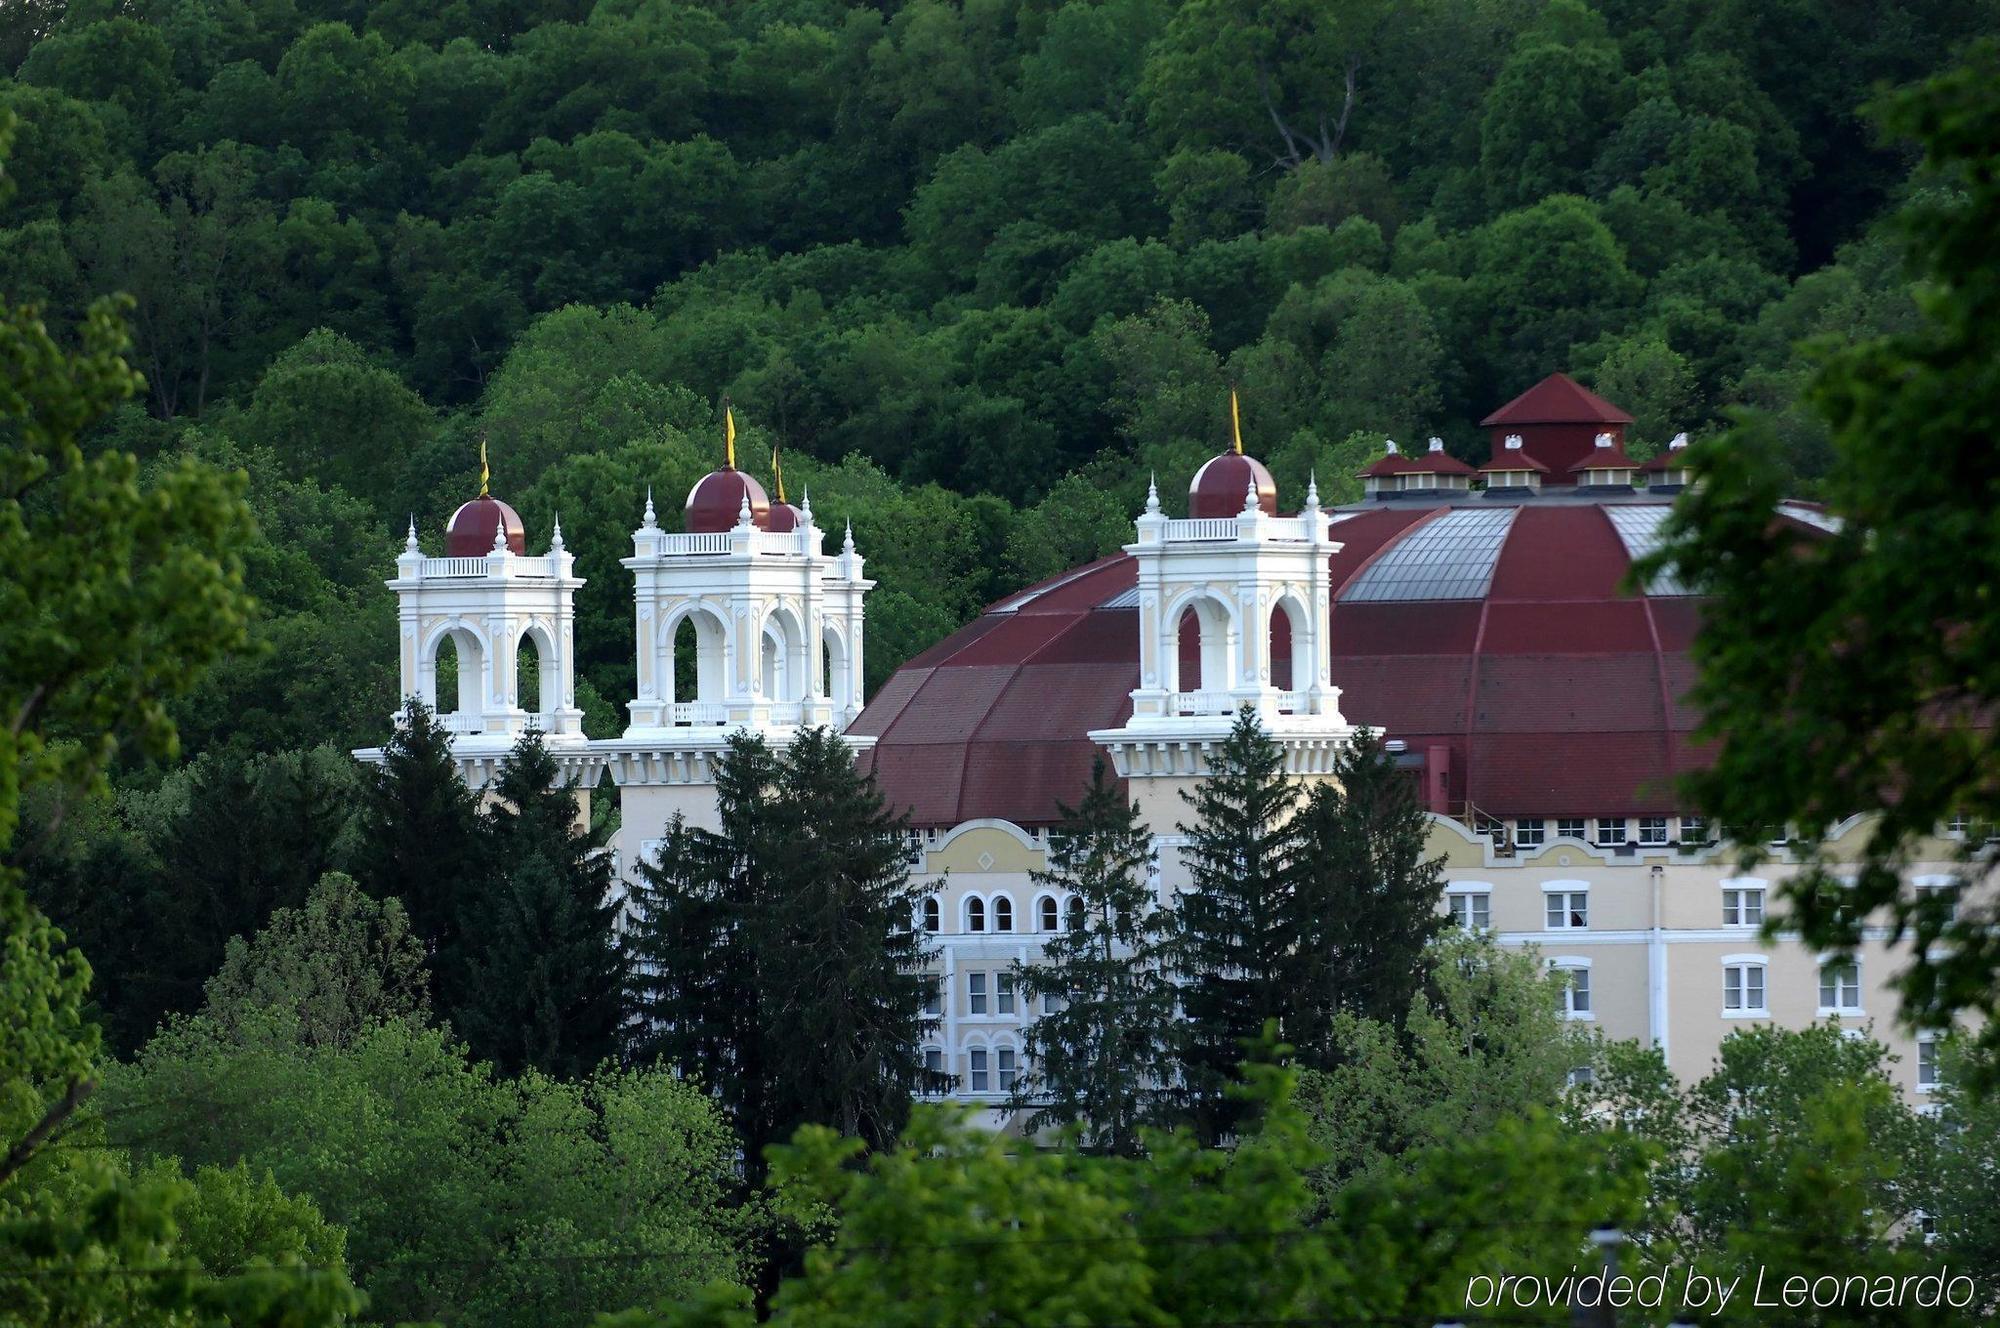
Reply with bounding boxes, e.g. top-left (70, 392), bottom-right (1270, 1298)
top-left (760, 726), bottom-right (937, 1152)
top-left (627, 729), bottom-right (937, 1174)
top-left (1169, 705), bottom-right (1309, 1144)
top-left (1287, 728), bottom-right (1447, 1066)
top-left (456, 728), bottom-right (627, 1077)
top-left (352, 699), bottom-right (487, 1021)
top-left (626, 736), bottom-right (775, 1155)
top-left (1014, 758), bottom-right (1178, 1155)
